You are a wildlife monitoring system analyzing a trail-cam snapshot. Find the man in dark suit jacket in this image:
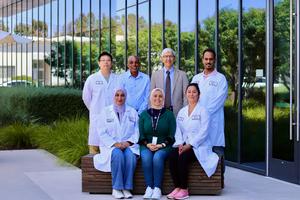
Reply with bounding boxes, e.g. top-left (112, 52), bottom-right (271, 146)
top-left (151, 48), bottom-right (189, 116)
